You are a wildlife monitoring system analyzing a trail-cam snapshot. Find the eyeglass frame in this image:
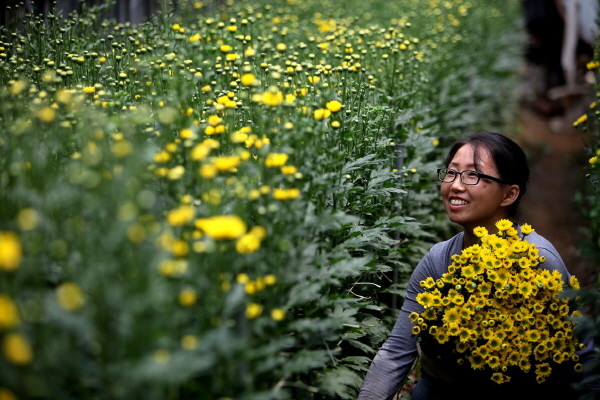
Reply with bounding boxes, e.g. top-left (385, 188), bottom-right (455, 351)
top-left (437, 168), bottom-right (509, 185)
